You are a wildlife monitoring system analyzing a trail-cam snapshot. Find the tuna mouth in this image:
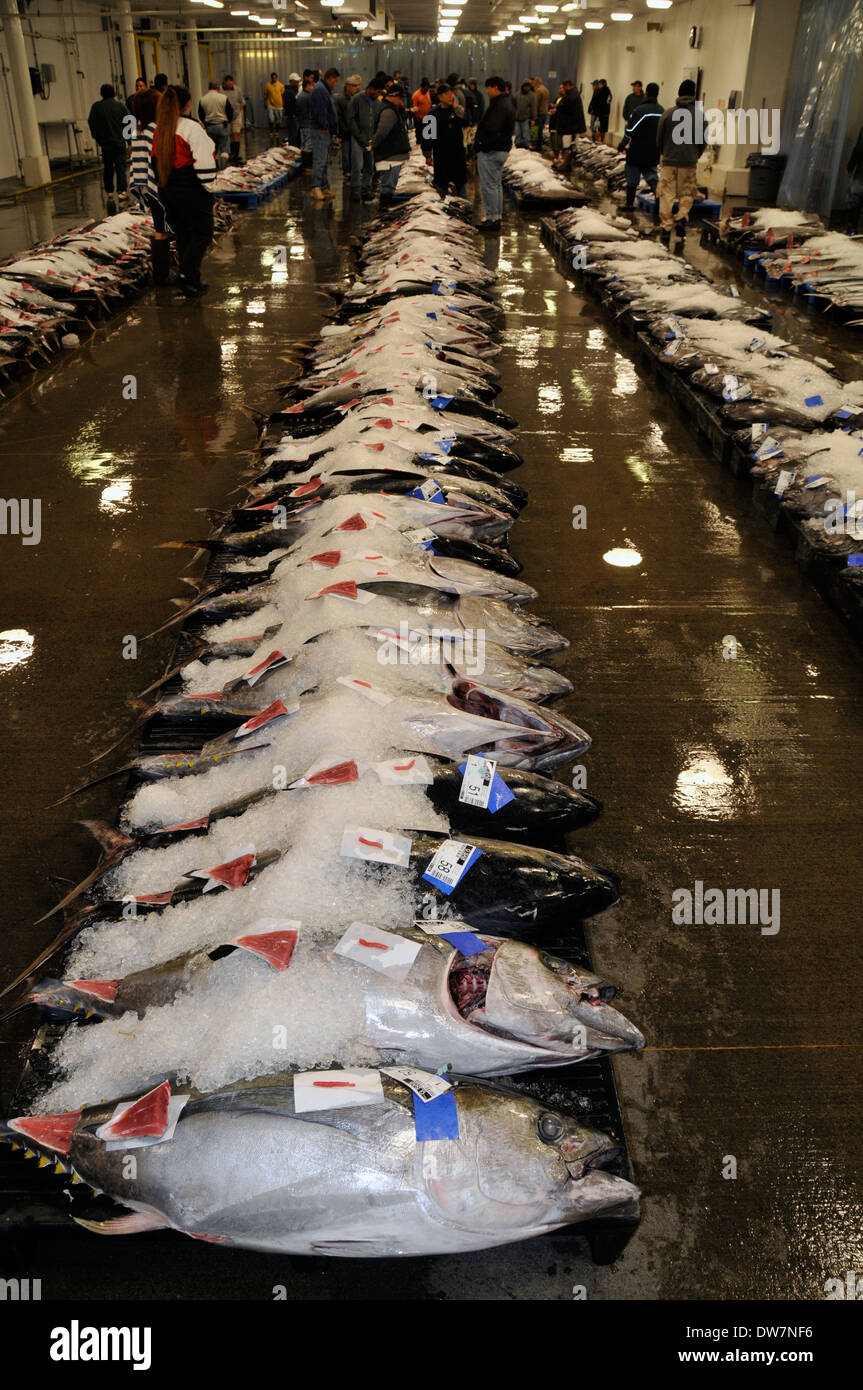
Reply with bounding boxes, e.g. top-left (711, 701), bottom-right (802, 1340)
top-left (447, 679), bottom-right (567, 754)
top-left (567, 1144), bottom-right (622, 1178)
